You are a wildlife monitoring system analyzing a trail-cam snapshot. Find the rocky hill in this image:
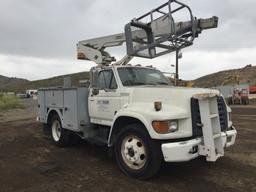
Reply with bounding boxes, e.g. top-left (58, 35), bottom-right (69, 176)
top-left (0, 75), bottom-right (29, 92)
top-left (193, 65), bottom-right (256, 88)
top-left (1, 64), bottom-right (256, 93)
top-left (0, 72), bottom-right (90, 93)
top-left (24, 71), bottom-right (90, 91)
